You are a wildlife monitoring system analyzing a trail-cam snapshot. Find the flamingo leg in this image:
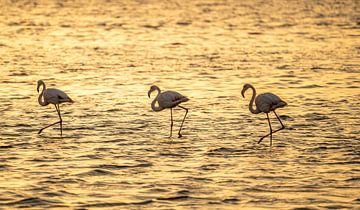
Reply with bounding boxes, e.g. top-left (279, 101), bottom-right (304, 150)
top-left (258, 113), bottom-right (273, 146)
top-left (56, 104), bottom-right (63, 136)
top-left (38, 105), bottom-right (62, 135)
top-left (273, 110), bottom-right (285, 130)
top-left (169, 108), bottom-right (173, 138)
top-left (258, 111), bottom-right (286, 145)
top-left (177, 105), bottom-right (188, 138)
